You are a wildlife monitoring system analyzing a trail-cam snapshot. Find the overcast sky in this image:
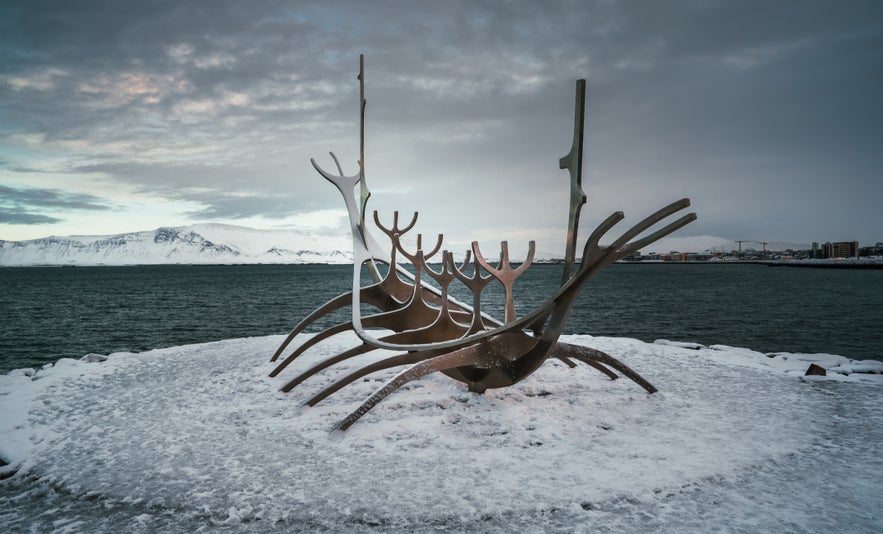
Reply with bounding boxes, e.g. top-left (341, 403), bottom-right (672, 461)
top-left (1, 0), bottom-right (881, 256)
